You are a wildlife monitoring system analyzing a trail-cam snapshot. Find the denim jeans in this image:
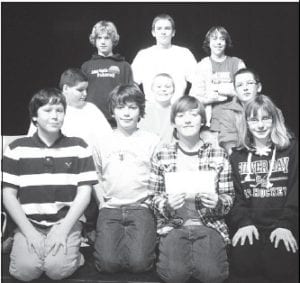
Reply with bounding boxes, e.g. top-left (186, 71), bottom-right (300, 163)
top-left (9, 221), bottom-right (82, 281)
top-left (157, 225), bottom-right (229, 283)
top-left (94, 206), bottom-right (156, 273)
